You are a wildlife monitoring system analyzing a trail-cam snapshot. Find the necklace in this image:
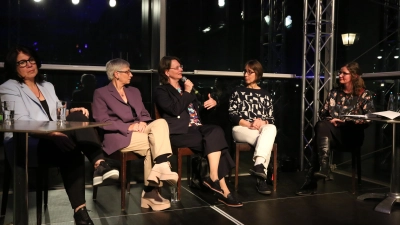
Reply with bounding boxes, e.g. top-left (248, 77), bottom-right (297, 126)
top-left (35, 84), bottom-right (42, 99)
